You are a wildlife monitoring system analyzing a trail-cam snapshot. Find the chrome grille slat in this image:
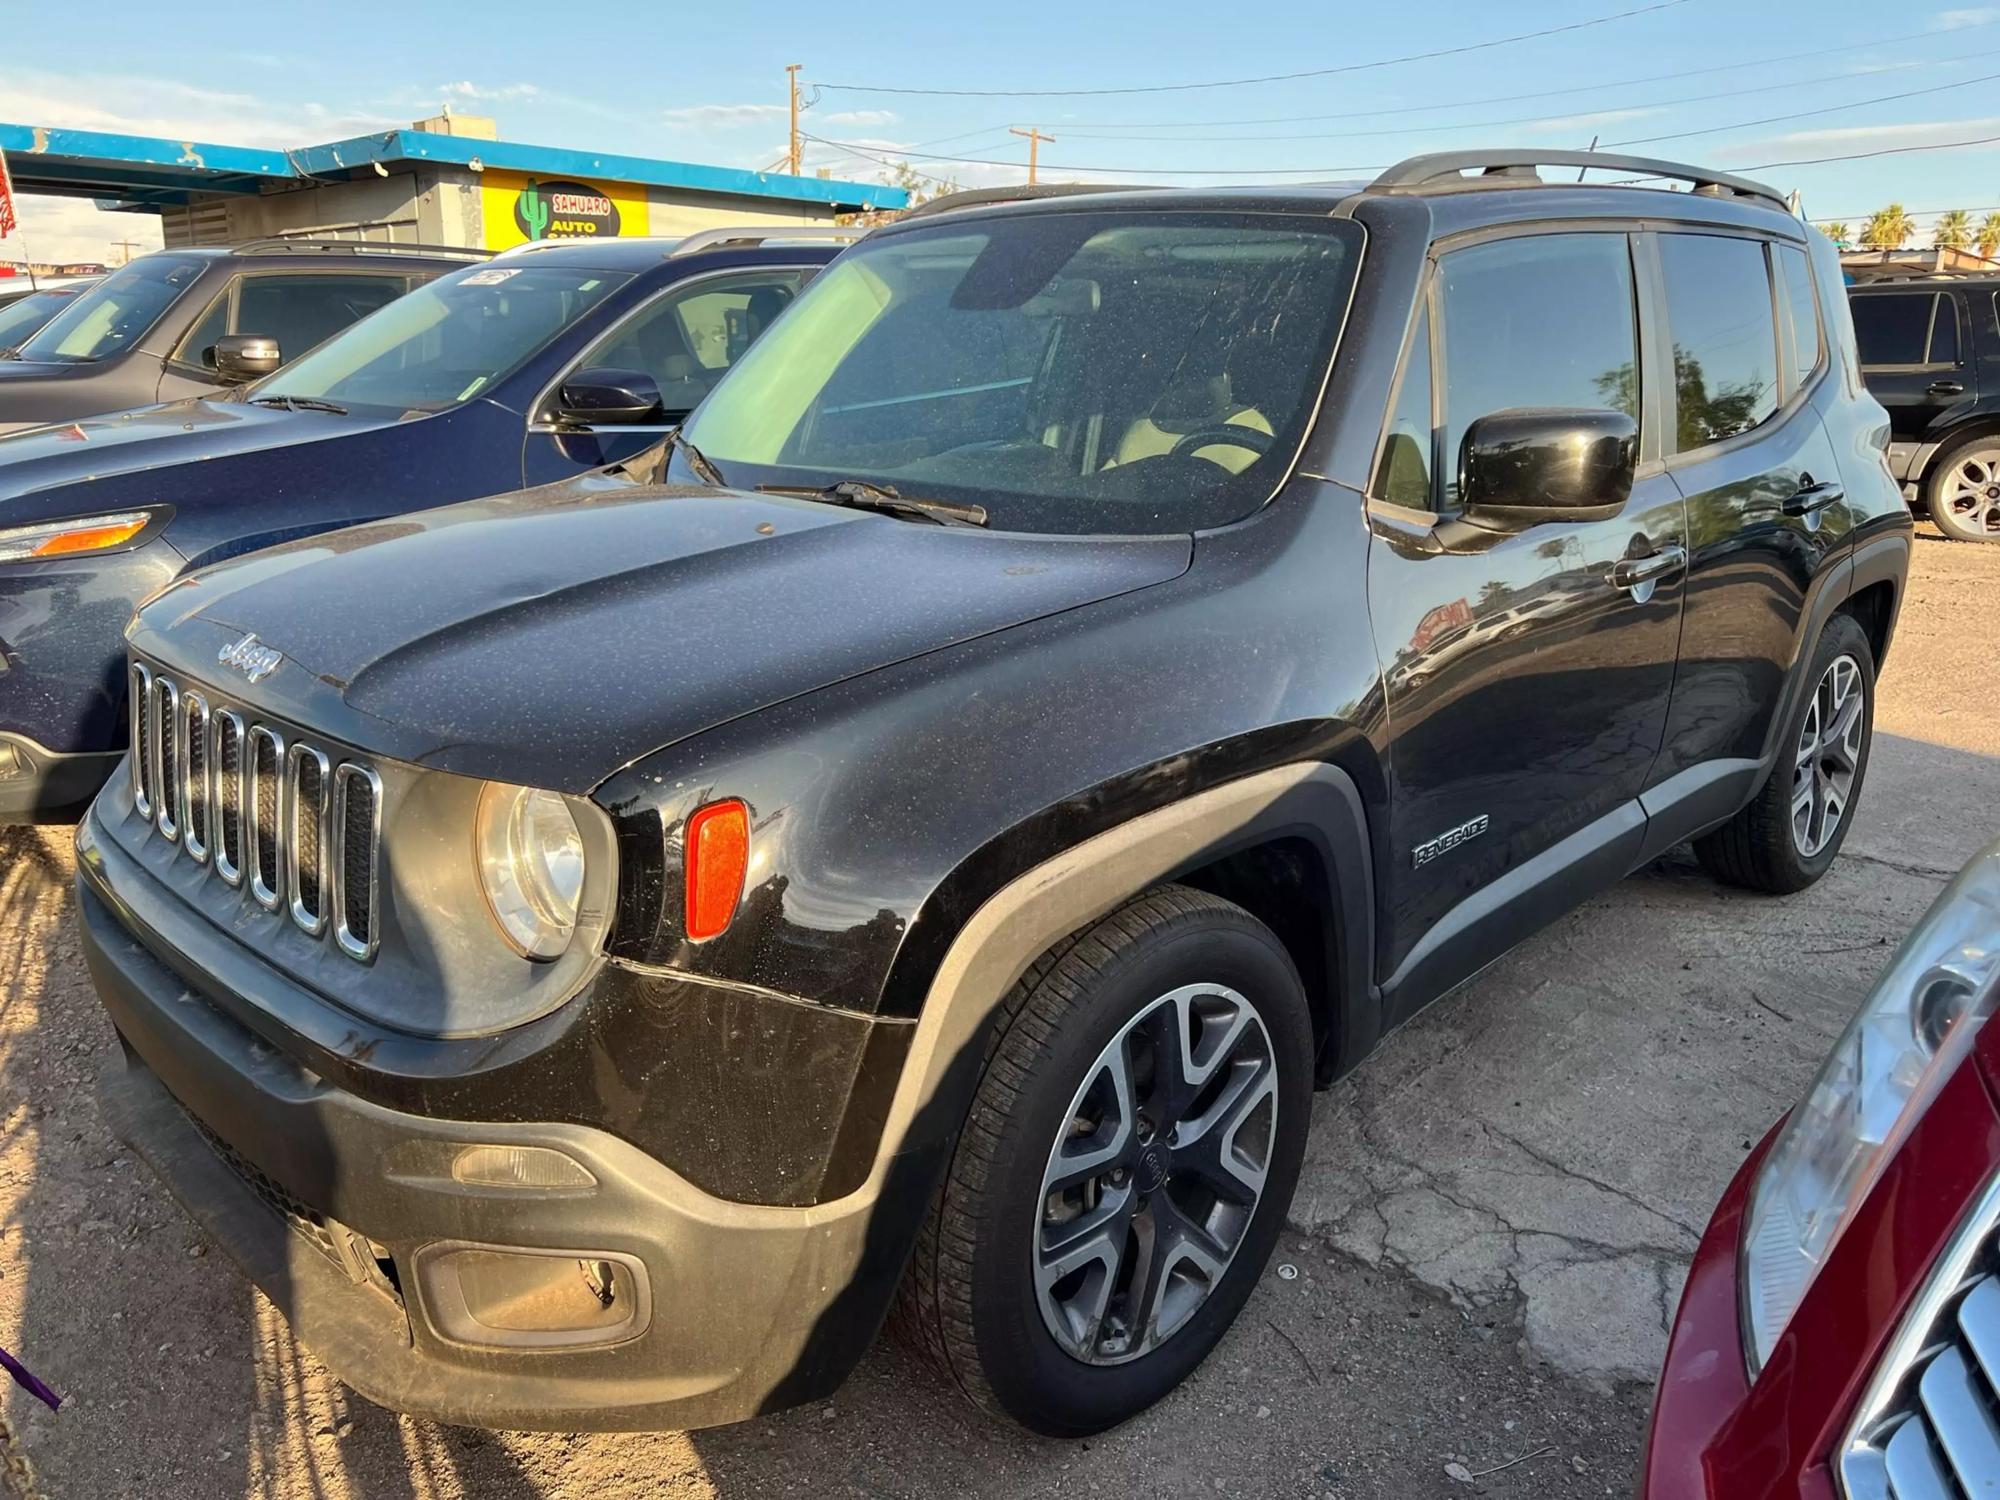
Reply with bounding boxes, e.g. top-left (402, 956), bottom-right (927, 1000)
top-left (151, 677), bottom-right (180, 842)
top-left (127, 657), bottom-right (383, 964)
top-left (129, 663), bottom-right (153, 818)
top-left (1918, 1344), bottom-right (2000, 1486)
top-left (287, 743), bottom-right (330, 936)
top-left (247, 726), bottom-right (285, 910)
top-left (1958, 1275), bottom-right (2000, 1392)
top-left (180, 692), bottom-right (210, 863)
top-left (1882, 1412), bottom-right (1954, 1498)
top-left (212, 710), bottom-right (245, 886)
